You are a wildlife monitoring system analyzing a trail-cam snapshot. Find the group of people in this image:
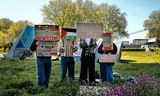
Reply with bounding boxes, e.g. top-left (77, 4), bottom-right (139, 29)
top-left (34, 37), bottom-right (117, 88)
